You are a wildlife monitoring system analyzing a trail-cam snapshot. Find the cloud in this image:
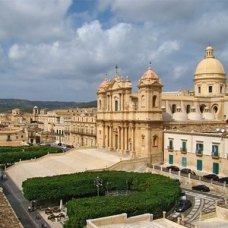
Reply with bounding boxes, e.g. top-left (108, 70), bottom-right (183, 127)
top-left (173, 66), bottom-right (187, 80)
top-left (0, 0), bottom-right (72, 43)
top-left (1, 18), bottom-right (181, 101)
top-left (0, 0), bottom-right (228, 102)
